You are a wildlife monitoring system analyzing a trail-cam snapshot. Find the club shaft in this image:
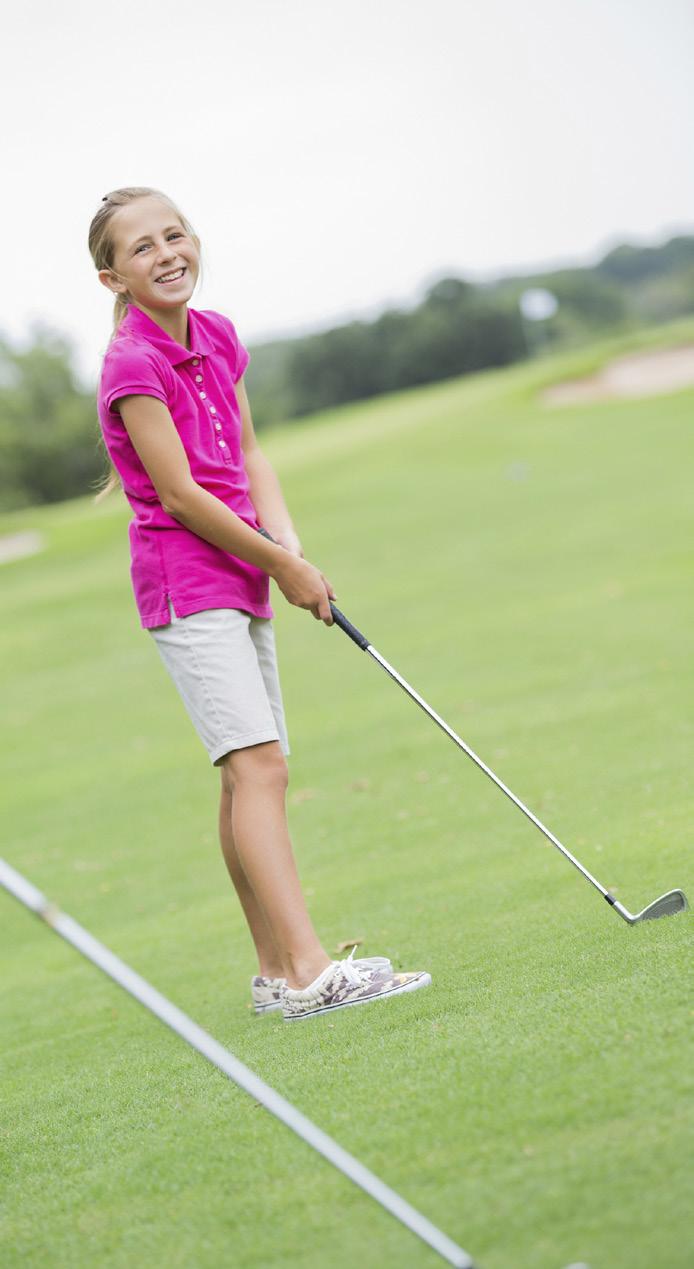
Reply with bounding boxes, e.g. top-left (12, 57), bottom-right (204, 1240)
top-left (0, 858), bottom-right (476, 1269)
top-left (366, 646), bottom-right (610, 902)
